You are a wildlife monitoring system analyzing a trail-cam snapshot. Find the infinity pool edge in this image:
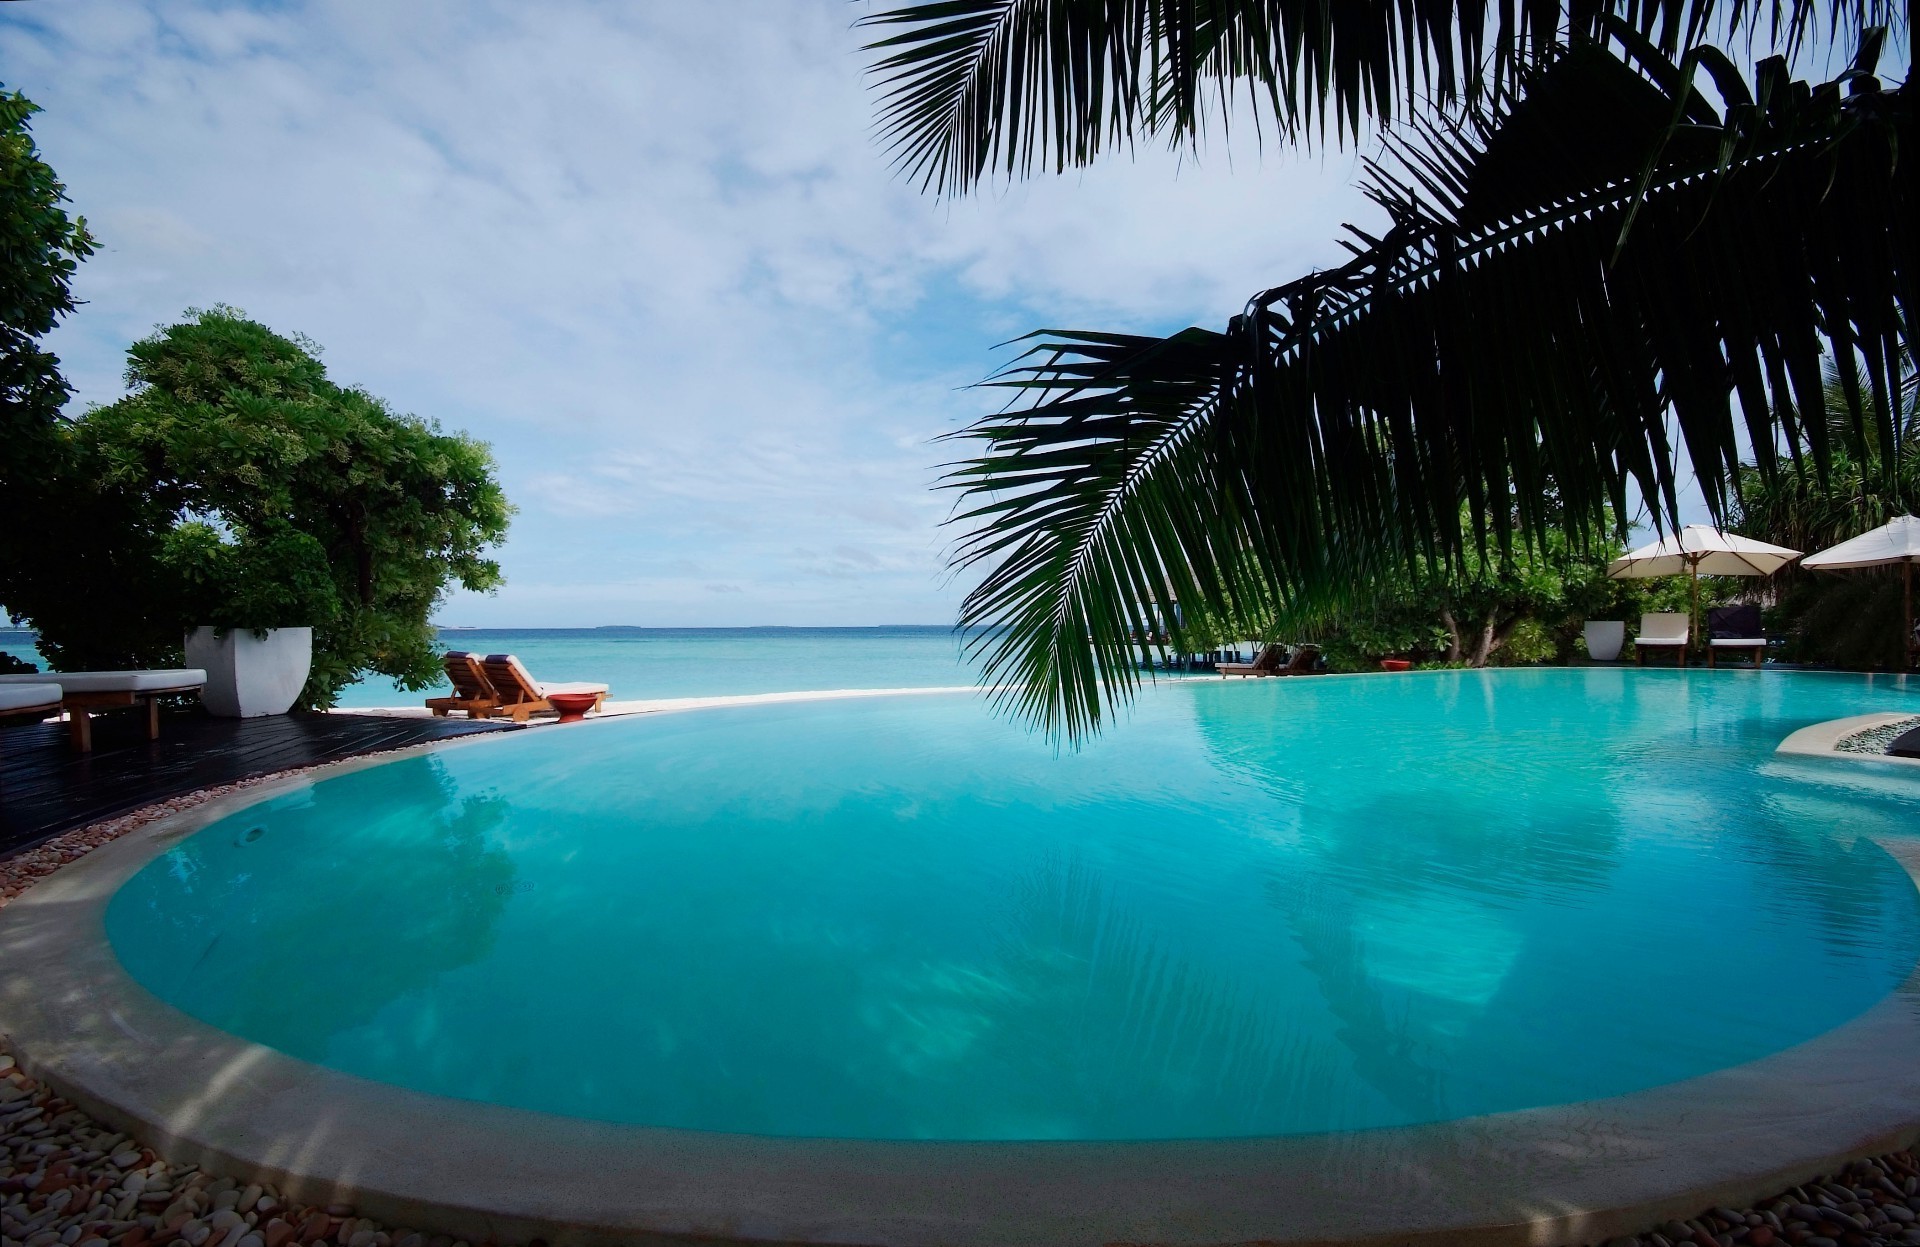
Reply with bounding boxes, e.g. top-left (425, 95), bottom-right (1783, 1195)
top-left (6, 721), bottom-right (1920, 1247)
